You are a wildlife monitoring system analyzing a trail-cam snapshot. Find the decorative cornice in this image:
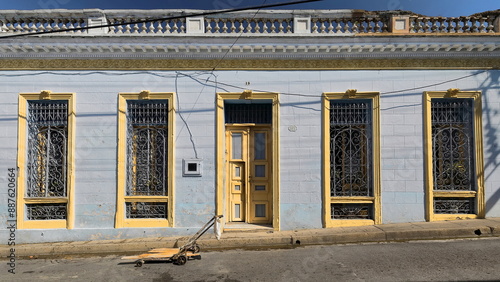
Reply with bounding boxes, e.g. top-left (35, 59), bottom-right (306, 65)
top-left (0, 9), bottom-right (497, 70)
top-left (0, 42), bottom-right (498, 60)
top-left (0, 58), bottom-right (498, 70)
